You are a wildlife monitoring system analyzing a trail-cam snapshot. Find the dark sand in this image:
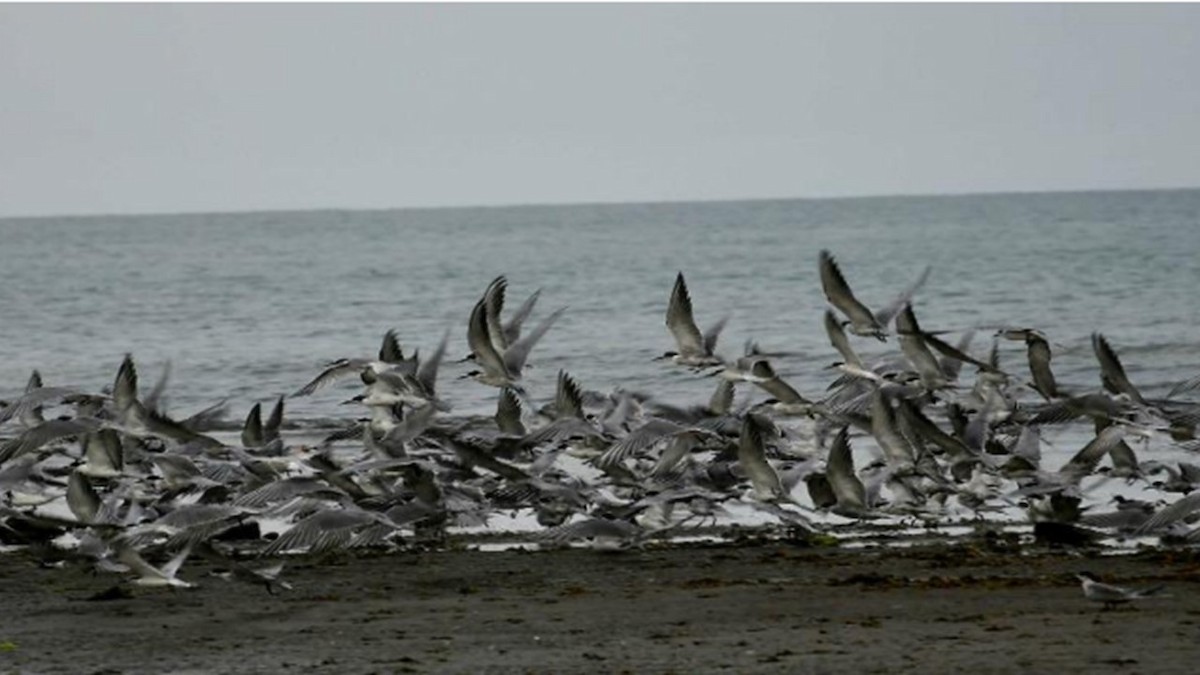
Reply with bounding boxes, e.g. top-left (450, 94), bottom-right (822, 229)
top-left (2, 538), bottom-right (1199, 674)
